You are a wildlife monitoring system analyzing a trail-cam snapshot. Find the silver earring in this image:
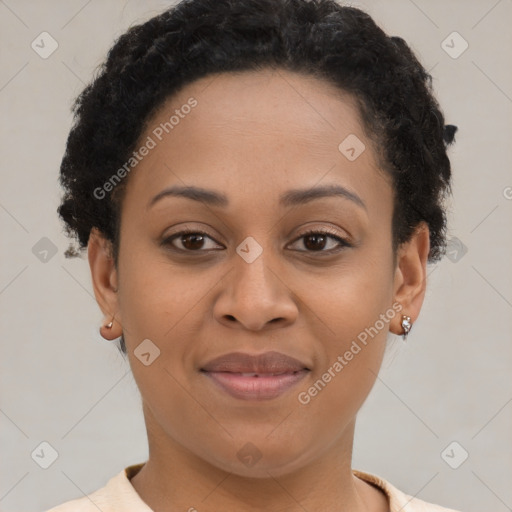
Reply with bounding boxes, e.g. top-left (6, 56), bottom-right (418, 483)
top-left (401, 315), bottom-right (412, 341)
